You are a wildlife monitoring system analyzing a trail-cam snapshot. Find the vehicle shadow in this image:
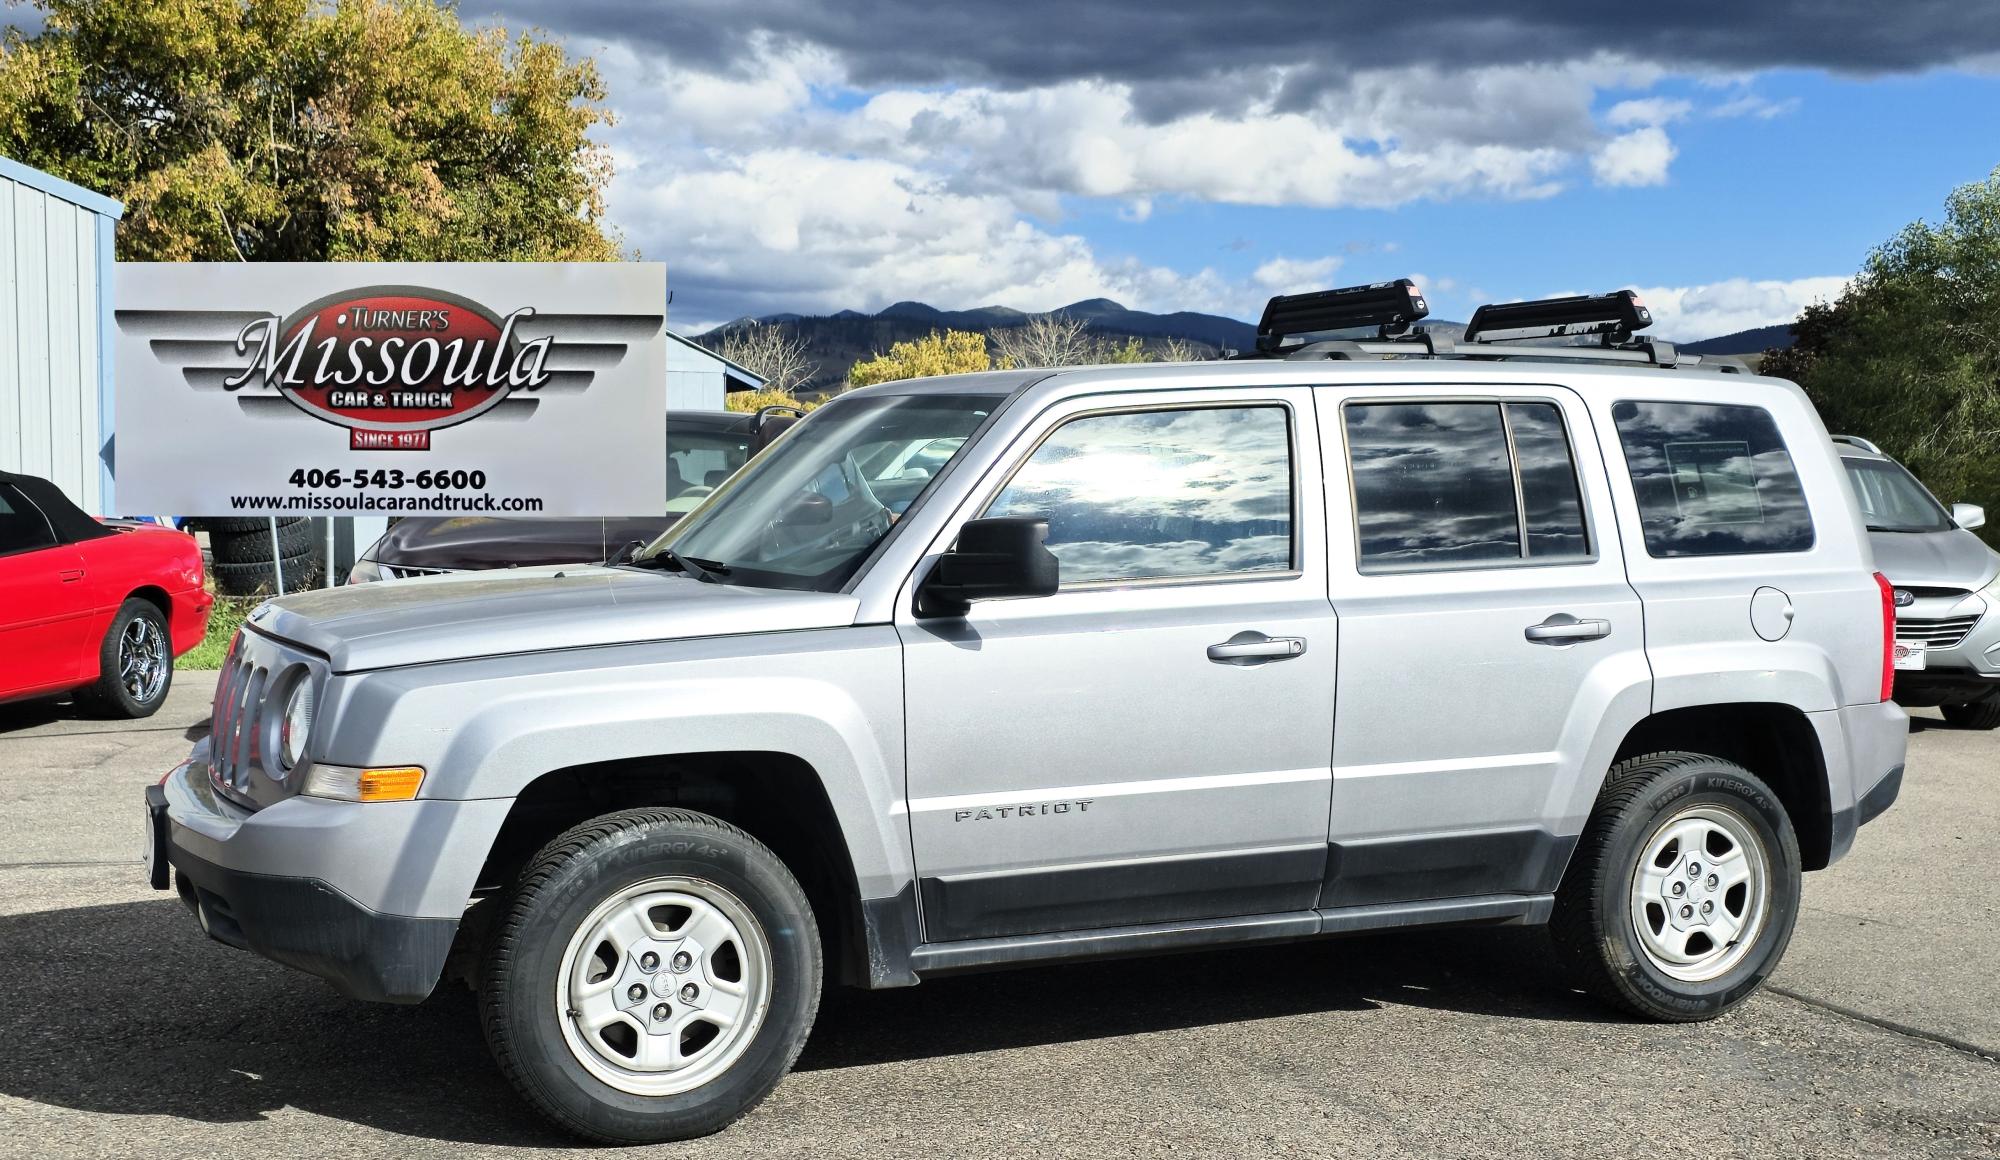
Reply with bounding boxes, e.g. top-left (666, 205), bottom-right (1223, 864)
top-left (0, 897), bottom-right (1621, 1144)
top-left (0, 695), bottom-right (85, 734)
